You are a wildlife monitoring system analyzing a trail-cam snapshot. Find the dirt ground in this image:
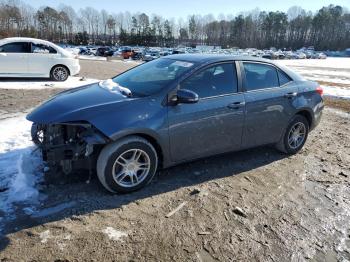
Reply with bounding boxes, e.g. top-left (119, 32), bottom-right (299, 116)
top-left (0, 60), bottom-right (137, 117)
top-left (0, 59), bottom-right (350, 261)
